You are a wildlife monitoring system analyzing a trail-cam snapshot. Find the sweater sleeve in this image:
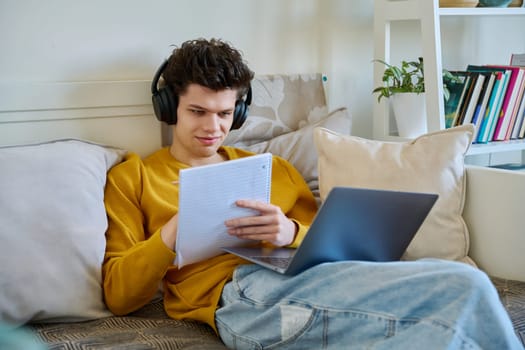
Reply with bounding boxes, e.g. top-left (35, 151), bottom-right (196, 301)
top-left (269, 156), bottom-right (318, 248)
top-left (102, 153), bottom-right (176, 315)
